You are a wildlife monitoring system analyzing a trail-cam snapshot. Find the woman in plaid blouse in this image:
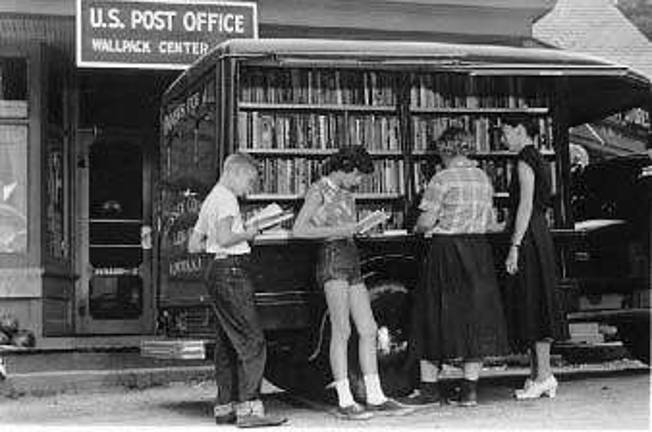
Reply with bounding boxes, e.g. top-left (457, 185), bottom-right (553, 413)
top-left (402, 126), bottom-right (508, 408)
